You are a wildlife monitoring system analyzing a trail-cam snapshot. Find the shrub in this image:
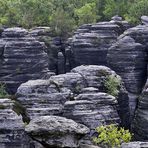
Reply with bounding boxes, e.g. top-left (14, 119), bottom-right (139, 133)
top-left (93, 124), bottom-right (132, 148)
top-left (104, 75), bottom-right (121, 97)
top-left (0, 83), bottom-right (9, 98)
